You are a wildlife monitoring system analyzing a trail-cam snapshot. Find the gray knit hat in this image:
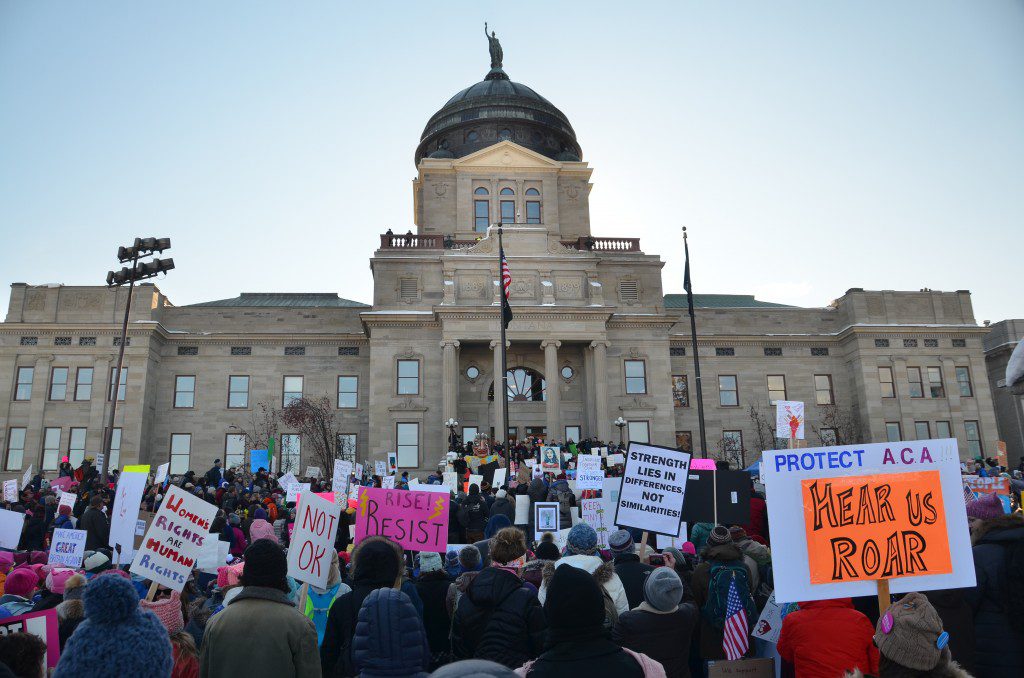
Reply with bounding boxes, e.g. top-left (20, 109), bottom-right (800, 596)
top-left (608, 529), bottom-right (634, 554)
top-left (644, 567), bottom-right (683, 612)
top-left (706, 525), bottom-right (732, 547)
top-left (875, 592), bottom-right (946, 670)
top-left (458, 544), bottom-right (481, 571)
top-left (419, 551), bottom-right (443, 574)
